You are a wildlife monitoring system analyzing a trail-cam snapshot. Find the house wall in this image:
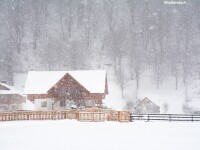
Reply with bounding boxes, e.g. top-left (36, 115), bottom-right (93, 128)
top-left (138, 103), bottom-right (160, 114)
top-left (85, 93), bottom-right (104, 101)
top-left (53, 100), bottom-right (75, 110)
top-left (0, 94), bottom-right (25, 104)
top-left (27, 94), bottom-right (50, 101)
top-left (0, 104), bottom-right (23, 112)
top-left (33, 97), bottom-right (103, 110)
top-left (35, 99), bottom-right (77, 111)
top-left (34, 99), bottom-right (55, 110)
top-left (0, 94), bottom-right (25, 112)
